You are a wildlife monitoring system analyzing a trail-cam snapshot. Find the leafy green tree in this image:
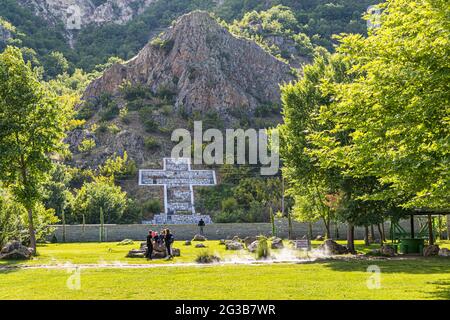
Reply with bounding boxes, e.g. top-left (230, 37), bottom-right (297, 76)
top-left (42, 51), bottom-right (69, 79)
top-left (74, 177), bottom-right (127, 224)
top-left (279, 48), bottom-right (399, 249)
top-left (0, 186), bottom-right (59, 247)
top-left (43, 164), bottom-right (73, 242)
top-left (279, 49), bottom-right (348, 238)
top-left (0, 46), bottom-right (70, 253)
